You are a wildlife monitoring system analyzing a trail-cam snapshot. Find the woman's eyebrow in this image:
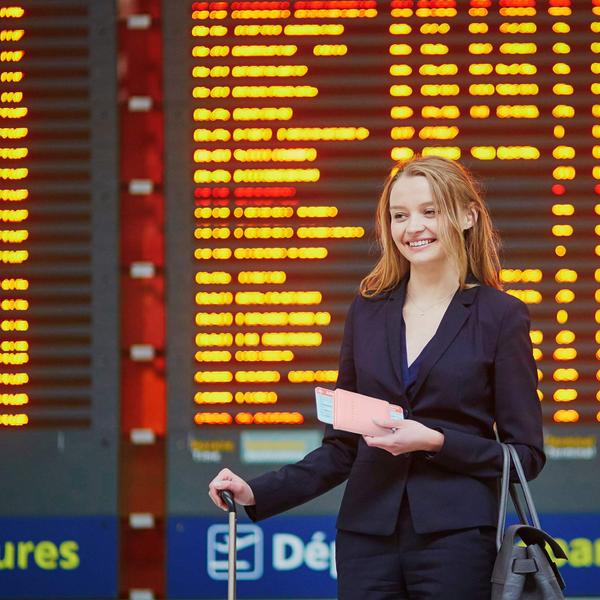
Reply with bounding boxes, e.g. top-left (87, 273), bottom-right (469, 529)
top-left (389, 201), bottom-right (434, 210)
